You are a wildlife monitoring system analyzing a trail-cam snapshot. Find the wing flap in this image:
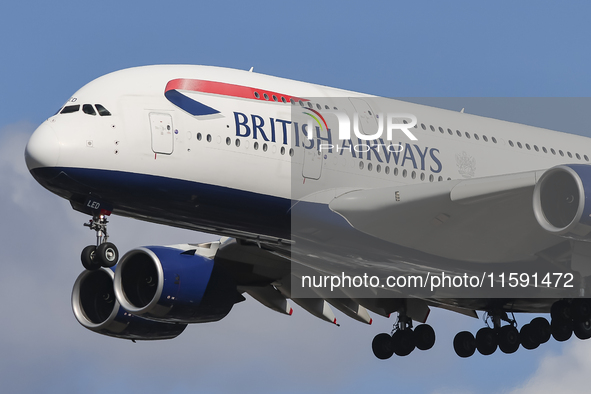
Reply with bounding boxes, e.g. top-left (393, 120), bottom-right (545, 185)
top-left (291, 299), bottom-right (338, 325)
top-left (240, 285), bottom-right (293, 316)
top-left (326, 299), bottom-right (372, 325)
